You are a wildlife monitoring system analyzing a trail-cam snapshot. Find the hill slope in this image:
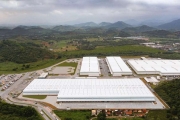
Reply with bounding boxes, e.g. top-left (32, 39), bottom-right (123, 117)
top-left (74, 22), bottom-right (98, 27)
top-left (99, 22), bottom-right (112, 26)
top-left (143, 30), bottom-right (172, 37)
top-left (158, 19), bottom-right (180, 30)
top-left (122, 25), bottom-right (156, 33)
top-left (106, 21), bottom-right (132, 29)
top-left (0, 40), bottom-right (55, 63)
top-left (52, 25), bottom-right (77, 32)
top-left (153, 79), bottom-right (180, 120)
